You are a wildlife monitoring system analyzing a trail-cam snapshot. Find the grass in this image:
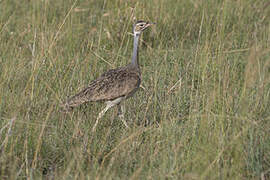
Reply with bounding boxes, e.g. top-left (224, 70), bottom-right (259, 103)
top-left (0, 0), bottom-right (270, 179)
